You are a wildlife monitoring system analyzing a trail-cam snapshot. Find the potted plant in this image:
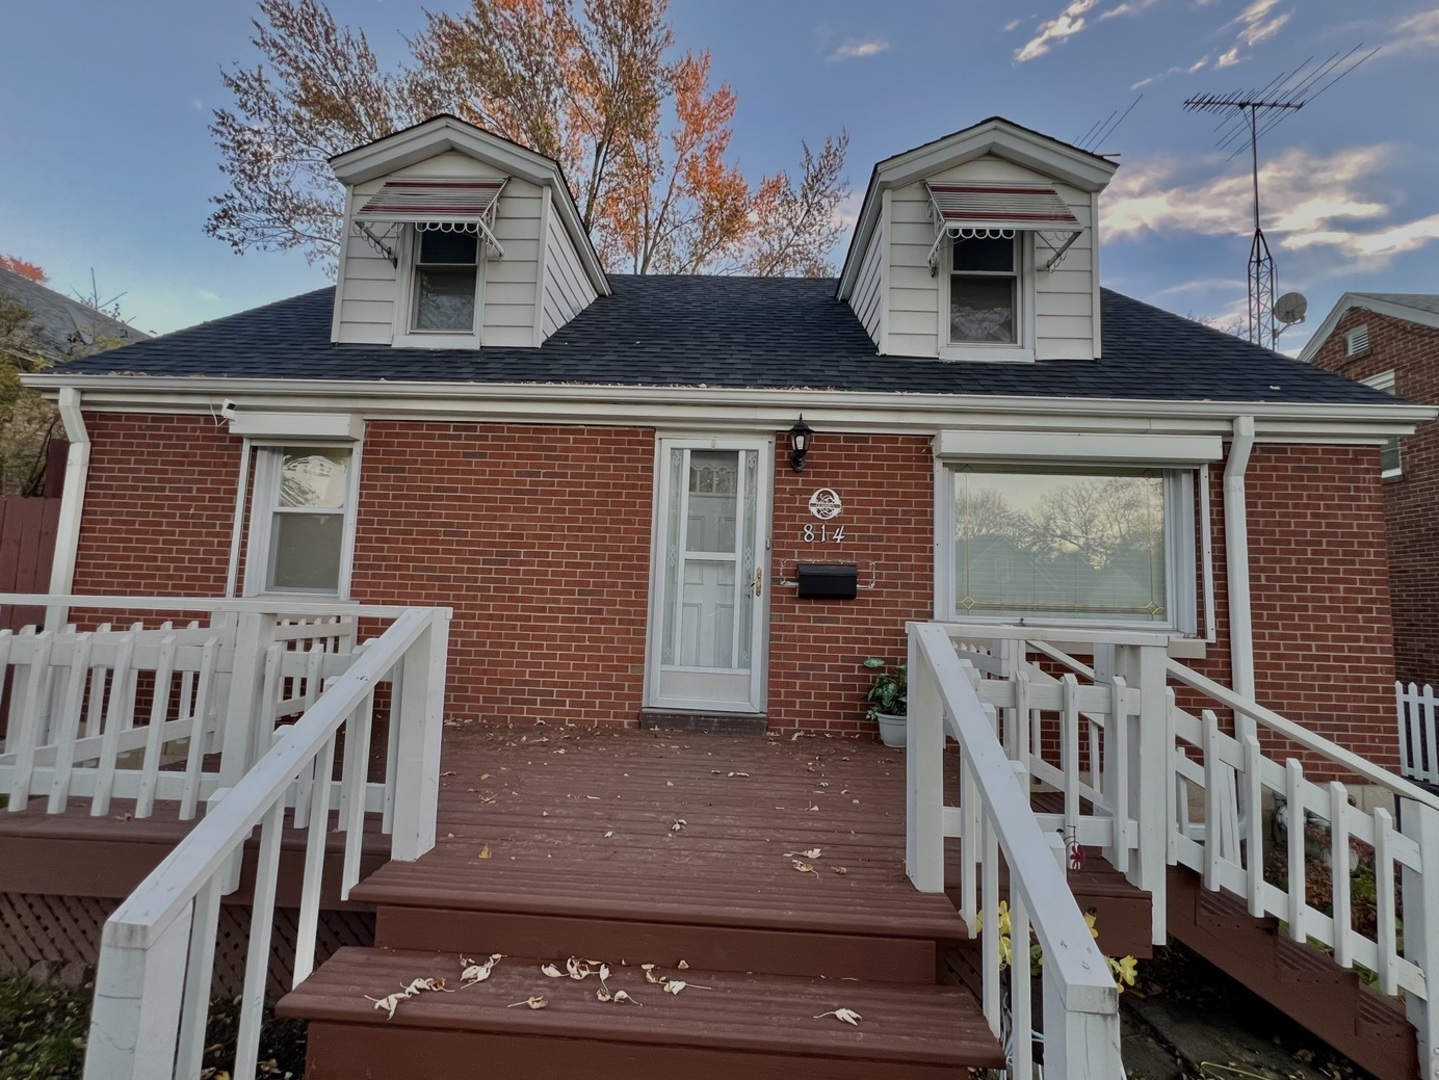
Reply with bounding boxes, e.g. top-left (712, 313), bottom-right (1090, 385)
top-left (863, 656), bottom-right (907, 748)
